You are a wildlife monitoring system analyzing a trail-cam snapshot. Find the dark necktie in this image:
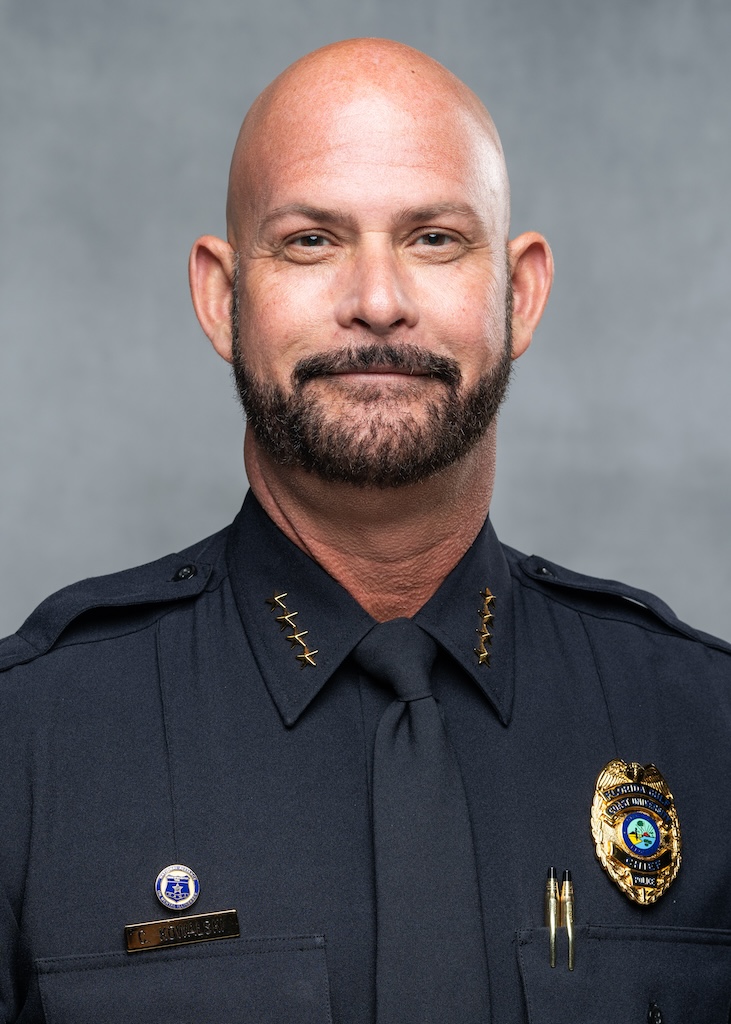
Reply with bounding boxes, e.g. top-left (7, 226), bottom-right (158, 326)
top-left (353, 618), bottom-right (491, 1024)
